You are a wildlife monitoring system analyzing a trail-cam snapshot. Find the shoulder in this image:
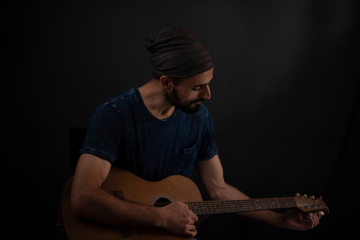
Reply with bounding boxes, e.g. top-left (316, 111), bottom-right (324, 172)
top-left (94, 88), bottom-right (140, 116)
top-left (104, 88), bottom-right (139, 110)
